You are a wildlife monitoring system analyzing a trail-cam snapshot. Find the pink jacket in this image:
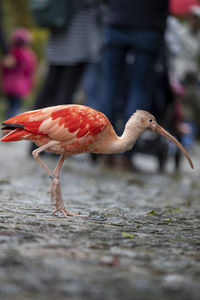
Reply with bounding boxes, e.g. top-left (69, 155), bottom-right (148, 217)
top-left (2, 46), bottom-right (37, 98)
